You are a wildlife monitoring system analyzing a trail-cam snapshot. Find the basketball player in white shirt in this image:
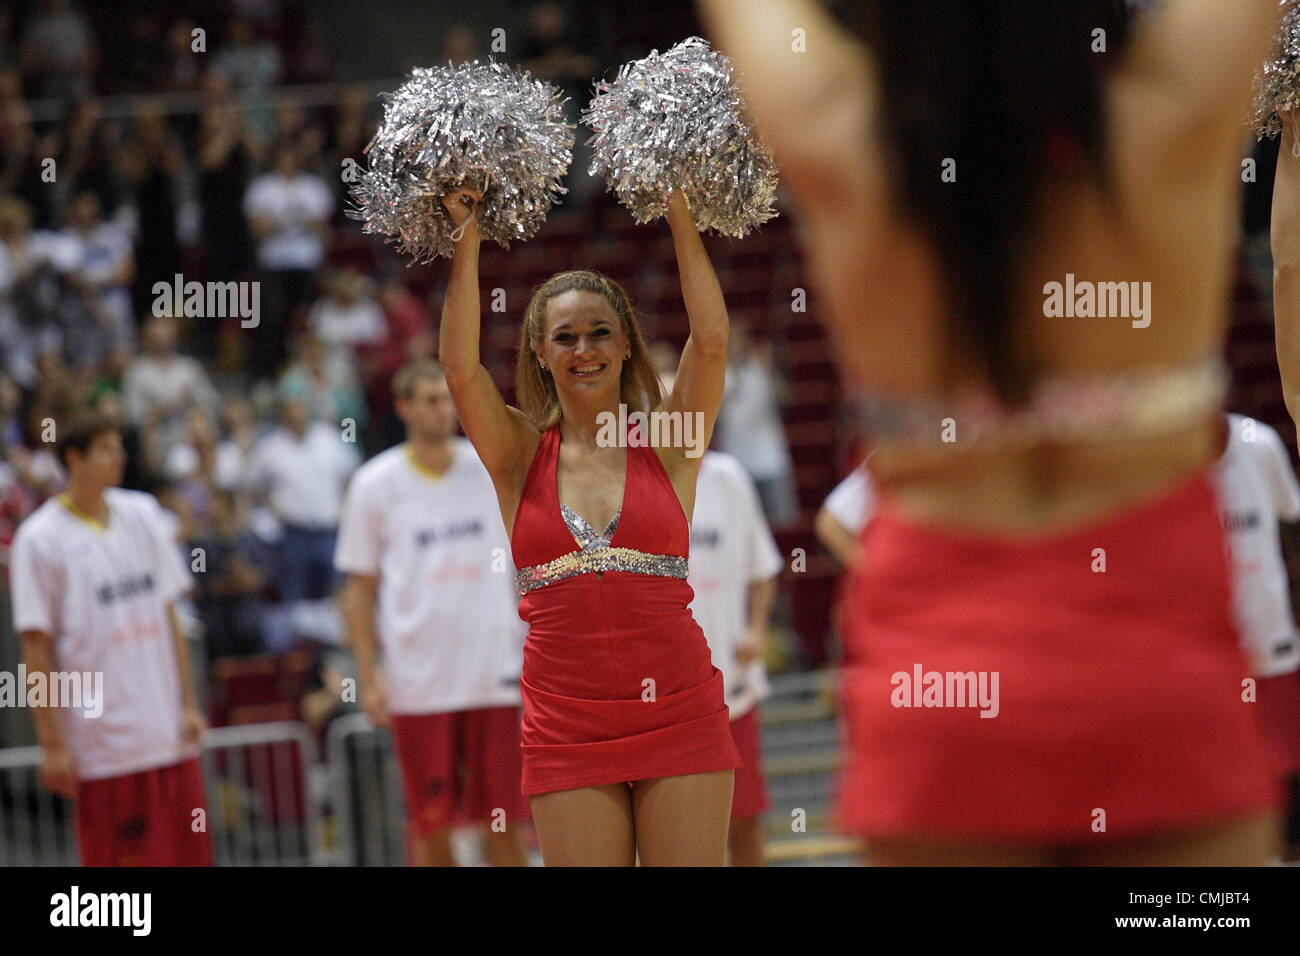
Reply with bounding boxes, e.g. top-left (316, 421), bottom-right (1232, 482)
top-left (11, 412), bottom-right (210, 866)
top-left (336, 361), bottom-right (528, 866)
top-left (1213, 413), bottom-right (1300, 860)
top-left (815, 463), bottom-right (876, 568)
top-left (657, 352), bottom-right (783, 865)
